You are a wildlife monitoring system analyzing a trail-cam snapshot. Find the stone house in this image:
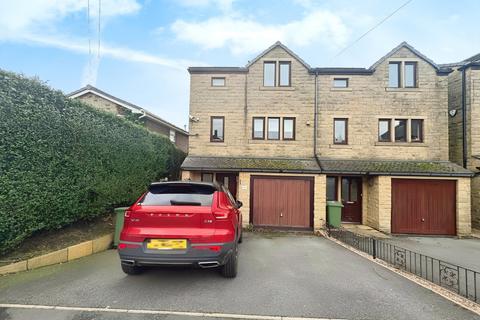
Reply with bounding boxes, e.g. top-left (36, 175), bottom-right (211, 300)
top-left (444, 53), bottom-right (480, 228)
top-left (181, 41), bottom-right (473, 236)
top-left (68, 85), bottom-right (189, 153)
